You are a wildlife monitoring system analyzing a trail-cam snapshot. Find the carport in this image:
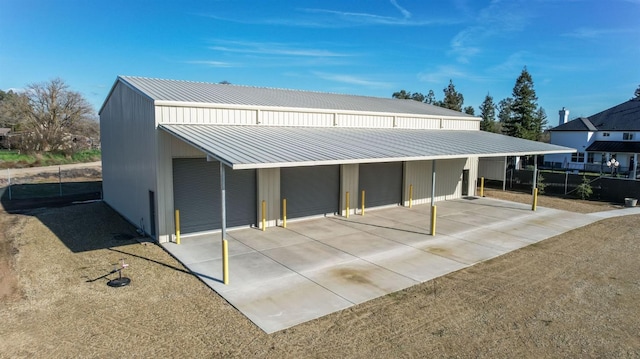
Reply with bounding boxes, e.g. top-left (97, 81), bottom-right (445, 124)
top-left (161, 124), bottom-right (575, 285)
